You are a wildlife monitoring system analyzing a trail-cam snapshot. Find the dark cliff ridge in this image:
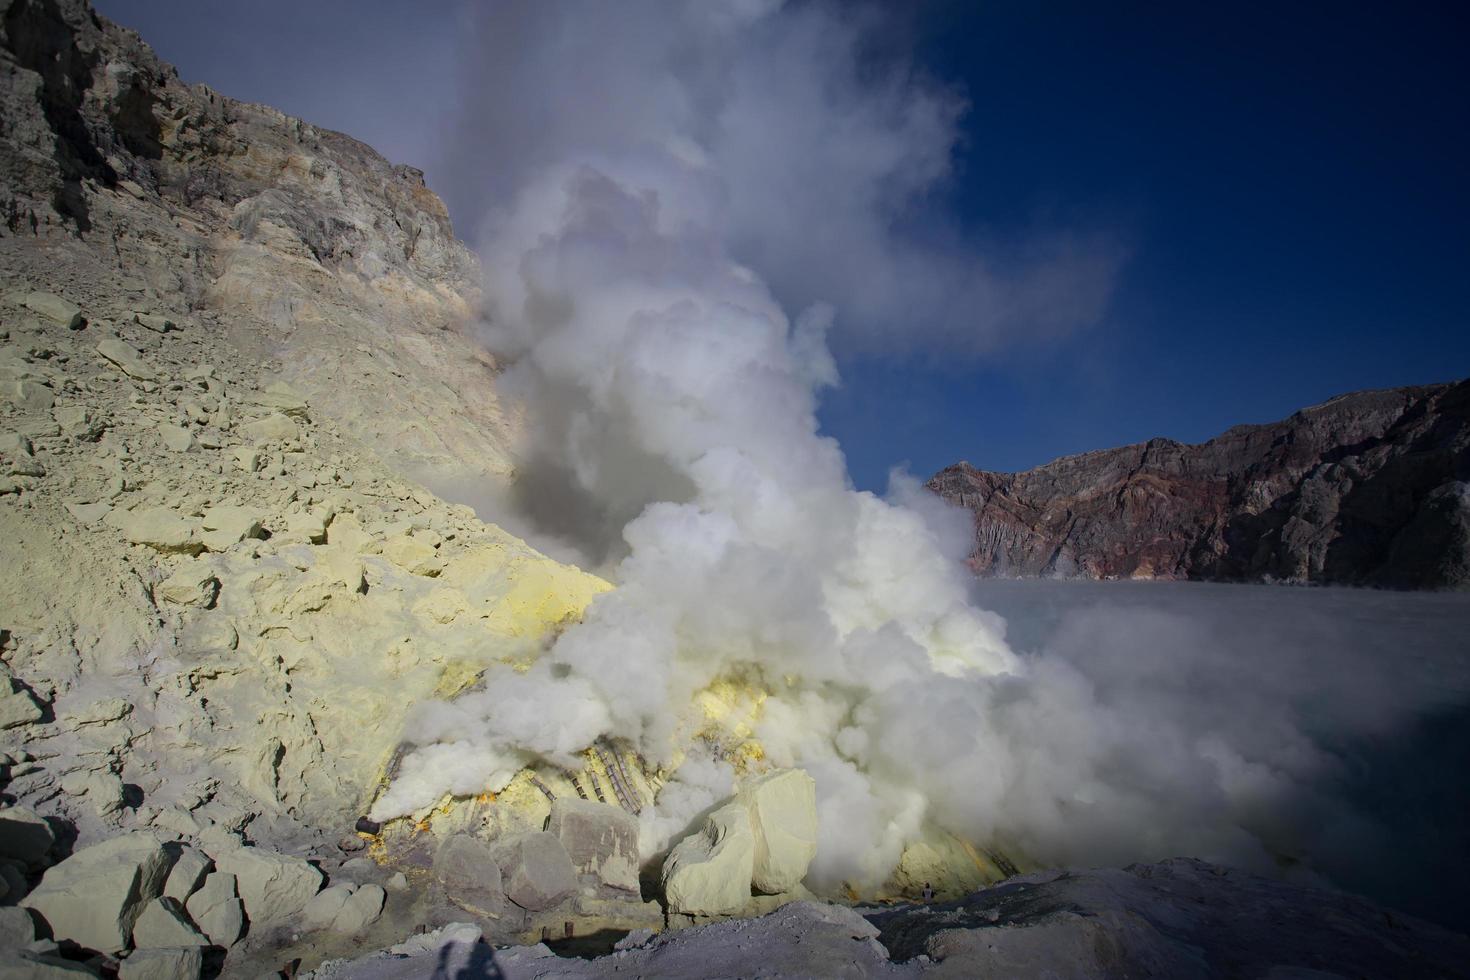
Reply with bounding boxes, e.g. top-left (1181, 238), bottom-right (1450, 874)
top-left (928, 379), bottom-right (1470, 589)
